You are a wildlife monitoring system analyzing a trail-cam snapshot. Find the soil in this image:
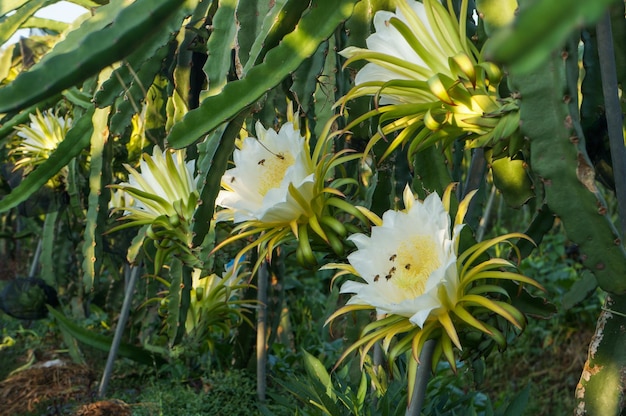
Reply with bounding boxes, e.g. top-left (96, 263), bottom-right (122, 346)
top-left (73, 400), bottom-right (131, 416)
top-left (0, 361), bottom-right (101, 416)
